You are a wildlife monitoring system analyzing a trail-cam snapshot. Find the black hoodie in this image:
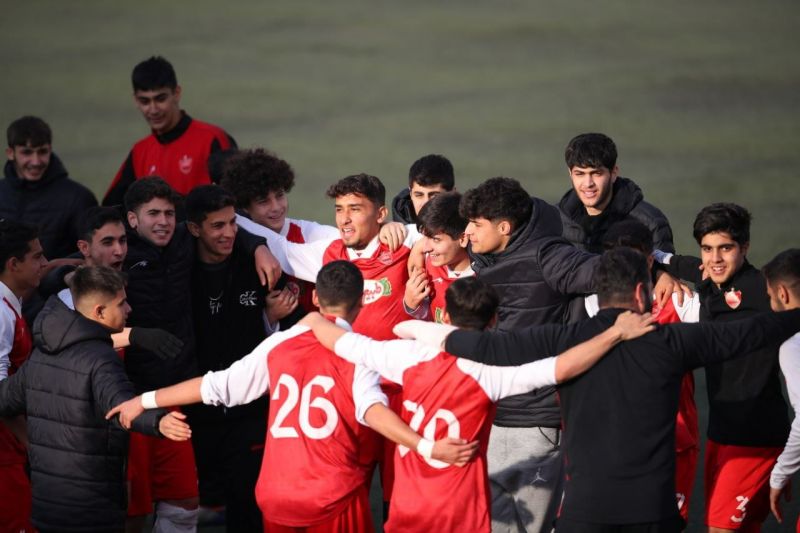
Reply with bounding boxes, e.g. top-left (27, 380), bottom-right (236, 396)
top-left (0, 153), bottom-right (97, 259)
top-left (391, 187), bottom-right (417, 225)
top-left (0, 297), bottom-right (166, 532)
